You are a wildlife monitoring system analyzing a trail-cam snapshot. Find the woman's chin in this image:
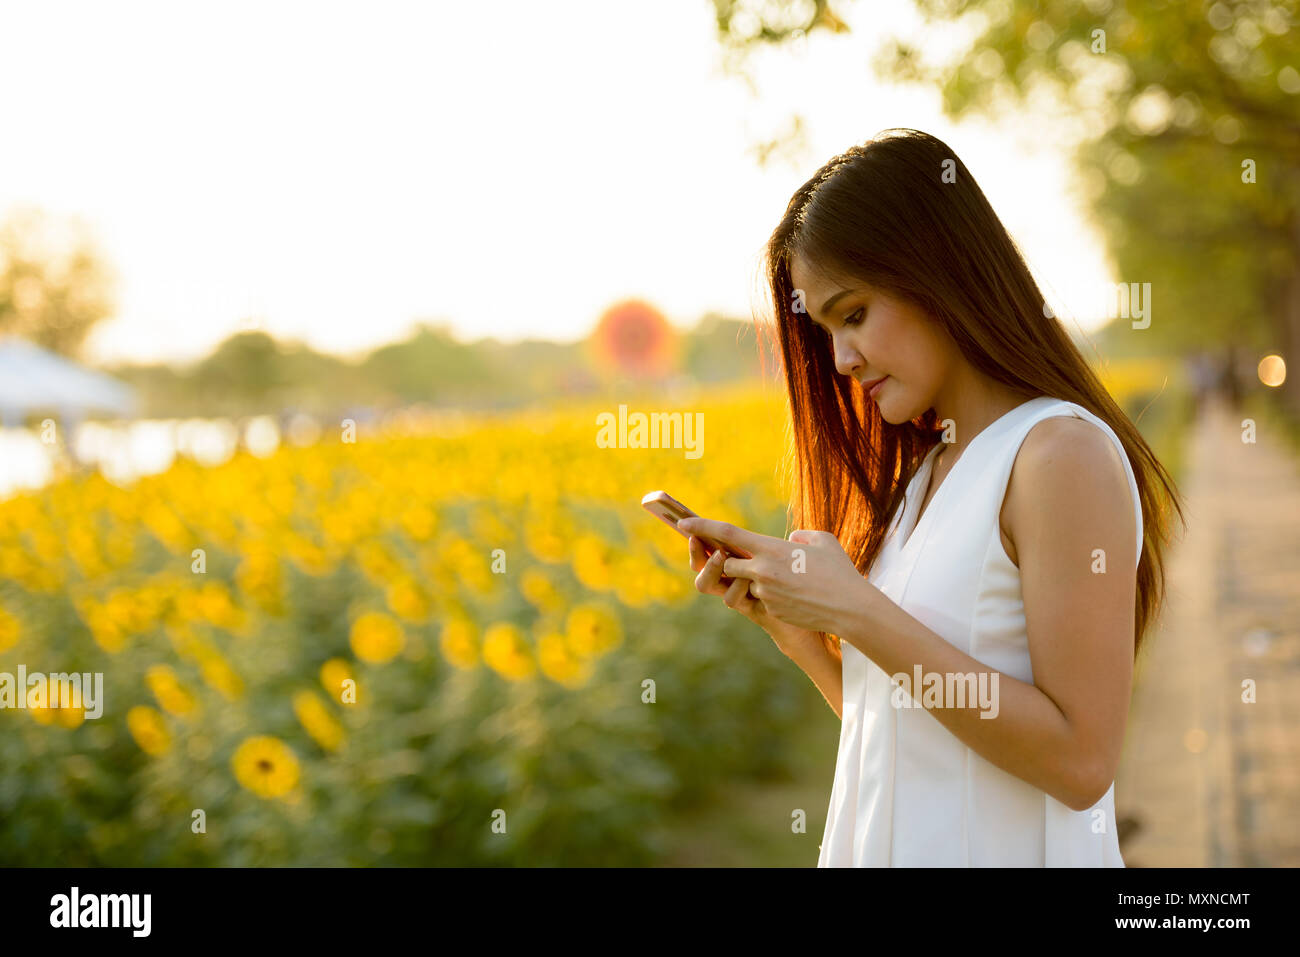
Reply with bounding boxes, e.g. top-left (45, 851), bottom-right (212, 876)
top-left (875, 393), bottom-right (920, 426)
